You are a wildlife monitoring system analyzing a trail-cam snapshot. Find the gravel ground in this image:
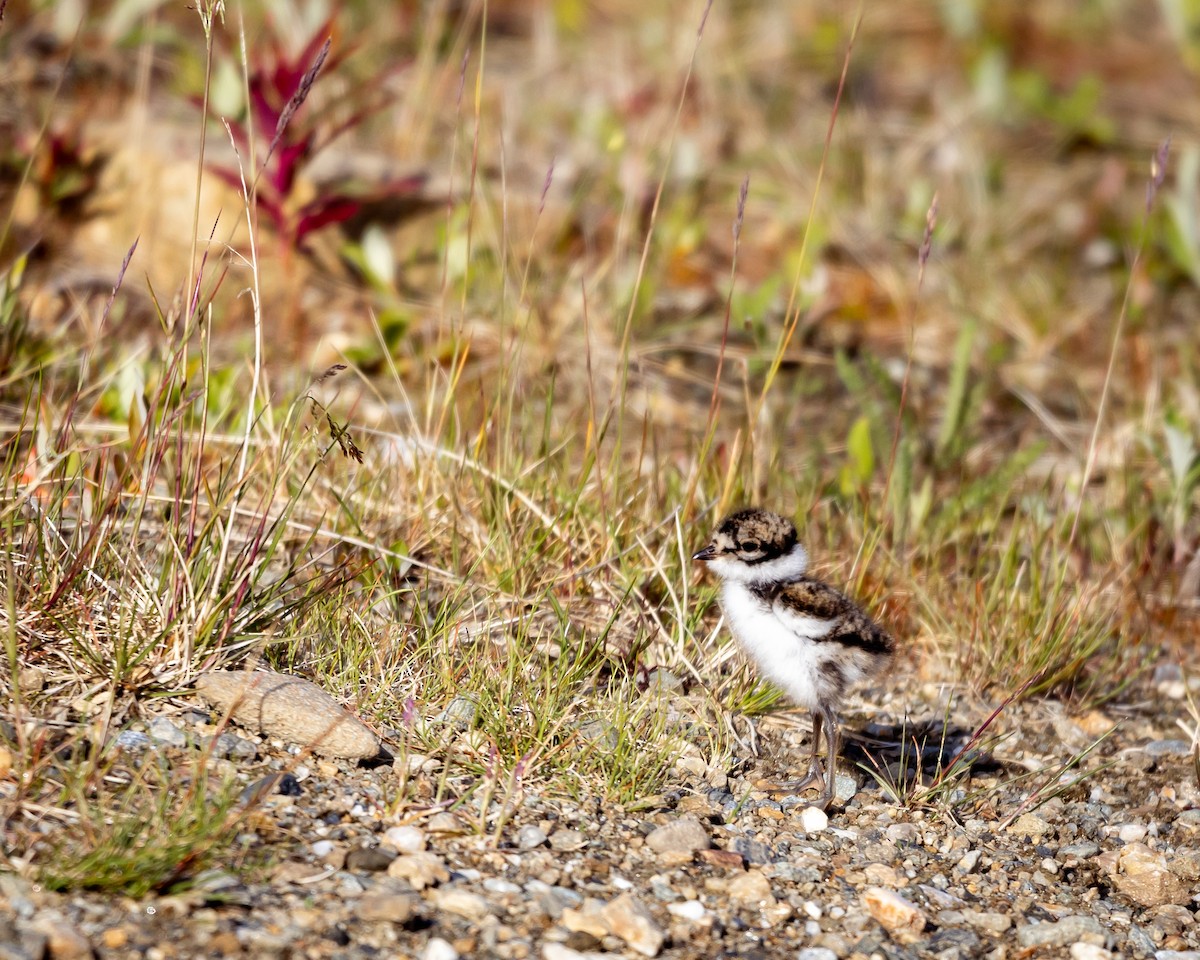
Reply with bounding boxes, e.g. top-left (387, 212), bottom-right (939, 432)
top-left (3, 663), bottom-right (1199, 960)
